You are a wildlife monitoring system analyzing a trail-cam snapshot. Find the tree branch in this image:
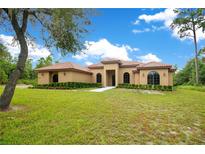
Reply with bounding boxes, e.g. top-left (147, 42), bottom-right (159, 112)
top-left (28, 11), bottom-right (48, 29)
top-left (21, 9), bottom-right (29, 33)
